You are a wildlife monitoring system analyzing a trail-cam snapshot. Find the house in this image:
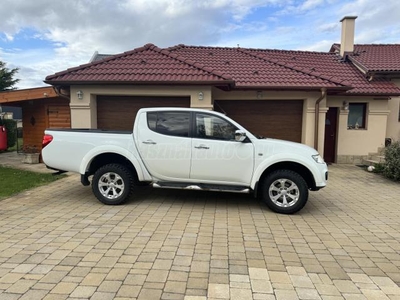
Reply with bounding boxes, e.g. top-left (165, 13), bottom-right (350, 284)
top-left (329, 42), bottom-right (400, 143)
top-left (0, 86), bottom-right (71, 150)
top-left (44, 16), bottom-right (400, 164)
